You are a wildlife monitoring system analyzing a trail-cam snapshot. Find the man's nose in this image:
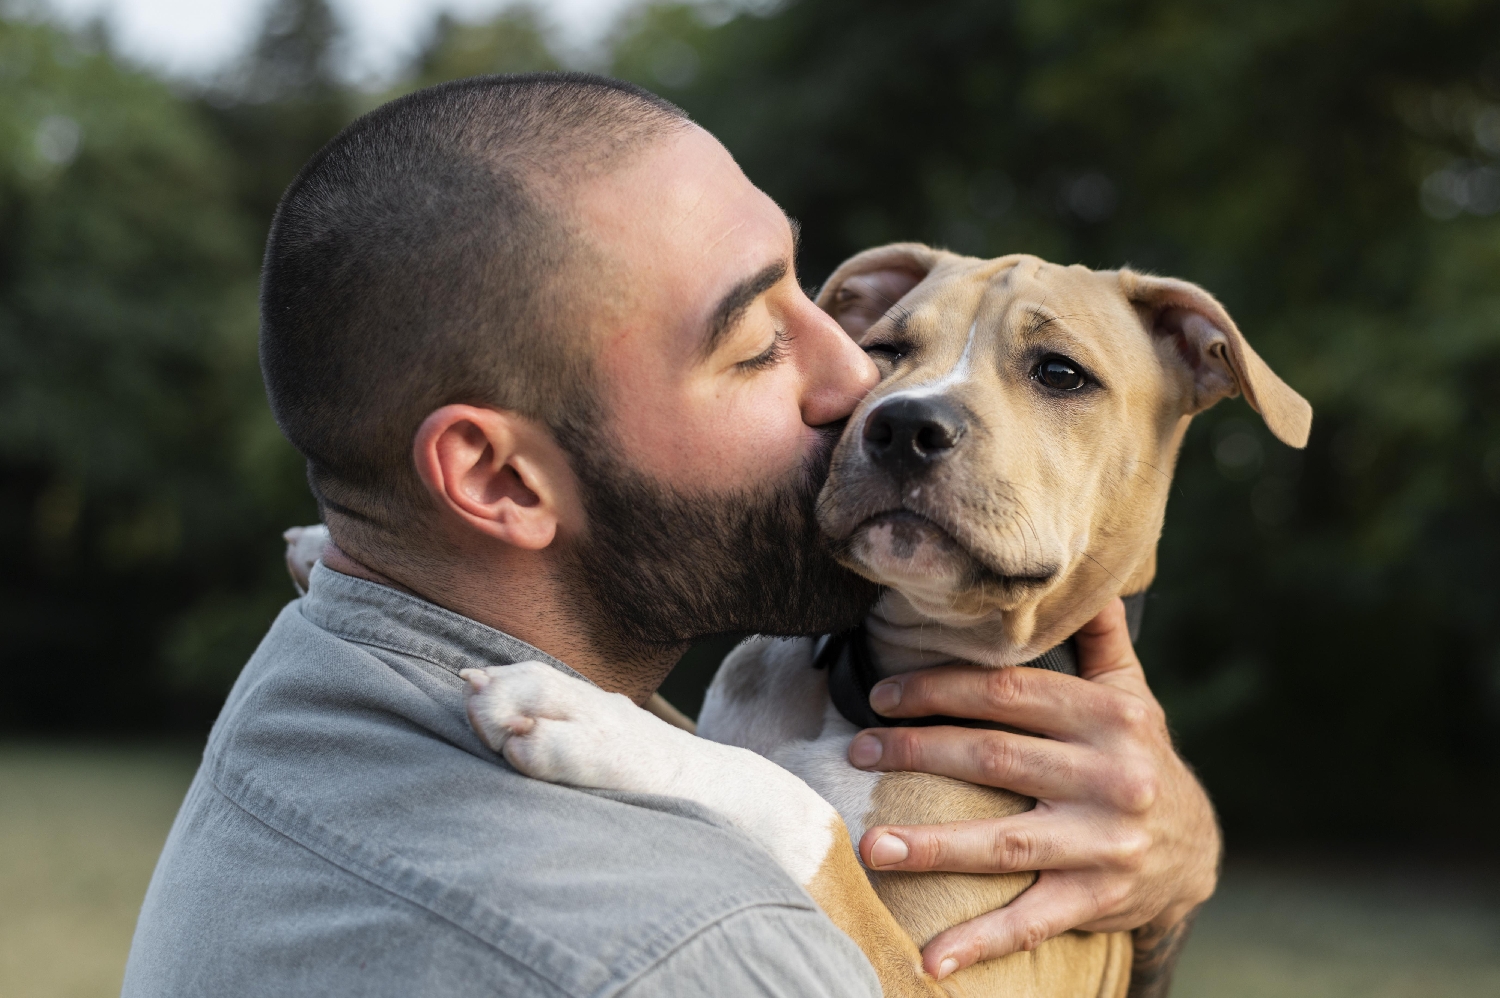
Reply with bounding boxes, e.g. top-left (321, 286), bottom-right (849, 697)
top-left (862, 396), bottom-right (966, 475)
